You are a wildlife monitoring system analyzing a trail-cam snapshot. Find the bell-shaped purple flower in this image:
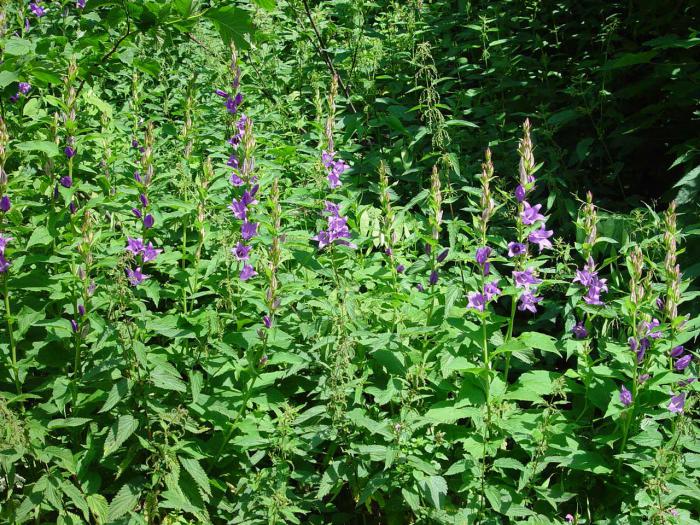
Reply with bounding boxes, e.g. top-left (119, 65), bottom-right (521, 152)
top-left (668, 392), bottom-right (686, 414)
top-left (0, 254), bottom-right (10, 273)
top-left (619, 385), bottom-right (633, 407)
top-left (126, 237), bottom-right (145, 255)
top-left (518, 290), bottom-right (542, 313)
top-left (396, 264), bottom-right (405, 274)
top-left (675, 354), bottom-right (692, 371)
top-left (572, 321), bottom-right (587, 339)
top-left (18, 82), bottom-right (31, 94)
top-left (467, 291), bottom-right (486, 312)
top-left (139, 194), bottom-right (149, 207)
top-left (64, 146), bottom-right (76, 158)
top-left (239, 263), bottom-right (257, 281)
top-left (437, 248), bottom-right (449, 263)
top-left (507, 242), bottom-right (526, 258)
top-left (484, 279), bottom-right (501, 301)
top-left (143, 214), bottom-right (155, 229)
top-left (528, 226), bottom-right (554, 252)
top-left (429, 270), bottom-right (439, 286)
top-left (475, 246), bottom-right (491, 266)
top-left (515, 184), bottom-right (526, 202)
top-left (0, 195), bottom-right (10, 212)
top-left (142, 242), bottom-right (162, 263)
top-left (60, 176), bottom-right (73, 188)
top-left (670, 345), bottom-right (685, 358)
top-left (78, 304), bottom-right (86, 316)
top-left (520, 201), bottom-right (545, 225)
top-left (132, 208), bottom-right (142, 219)
top-left (126, 267), bottom-right (149, 286)
top-left (241, 221), bottom-right (258, 241)
top-left (263, 315), bottom-right (272, 328)
top-left (70, 319), bottom-right (79, 333)
top-left (232, 242), bottom-right (251, 261)
top-left (513, 268), bottom-right (542, 289)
